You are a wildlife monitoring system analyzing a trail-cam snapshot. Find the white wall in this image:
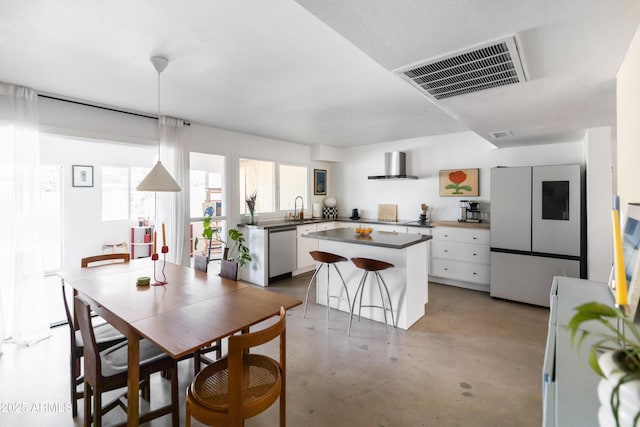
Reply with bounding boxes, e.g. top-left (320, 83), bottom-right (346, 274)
top-left (334, 131), bottom-right (585, 222)
top-left (40, 133), bottom-right (154, 268)
top-left (584, 127), bottom-right (614, 282)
